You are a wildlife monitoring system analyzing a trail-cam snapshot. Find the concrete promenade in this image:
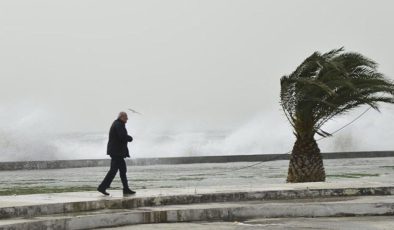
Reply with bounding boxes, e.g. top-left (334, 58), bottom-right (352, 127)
top-left (0, 182), bottom-right (394, 229)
